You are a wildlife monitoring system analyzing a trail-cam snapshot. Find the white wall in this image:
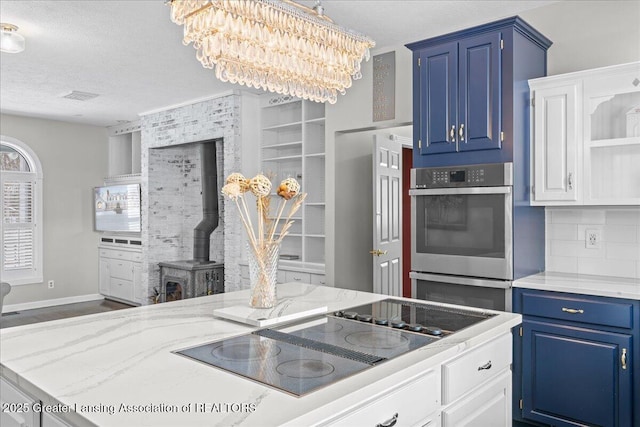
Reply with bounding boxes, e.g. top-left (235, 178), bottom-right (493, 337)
top-left (325, 1), bottom-right (640, 287)
top-left (1, 114), bottom-right (109, 307)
